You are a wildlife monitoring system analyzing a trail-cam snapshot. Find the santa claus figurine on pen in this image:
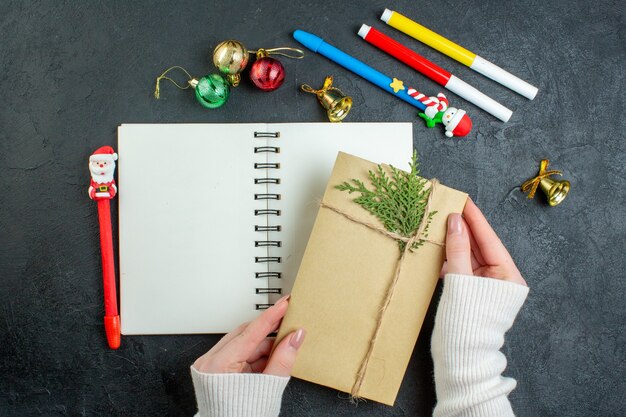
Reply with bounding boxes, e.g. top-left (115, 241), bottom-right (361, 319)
top-left (88, 146), bottom-right (118, 200)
